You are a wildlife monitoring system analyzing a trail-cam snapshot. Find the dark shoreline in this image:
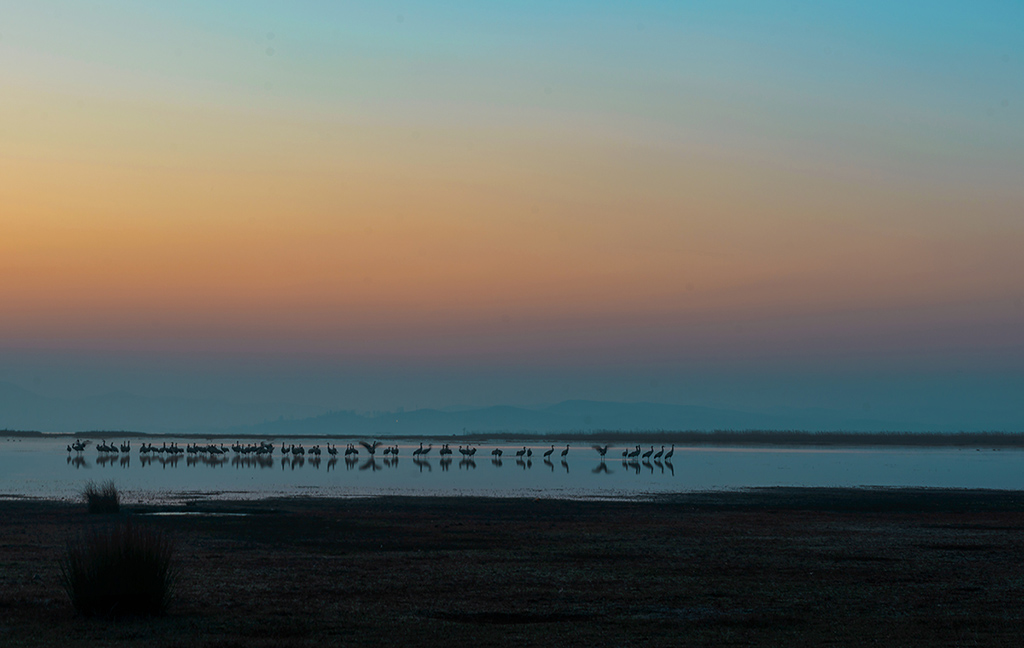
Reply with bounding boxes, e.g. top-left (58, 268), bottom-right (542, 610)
top-left (7, 428), bottom-right (1024, 447)
top-left (5, 488), bottom-right (1024, 646)
top-left (9, 486), bottom-right (1024, 512)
